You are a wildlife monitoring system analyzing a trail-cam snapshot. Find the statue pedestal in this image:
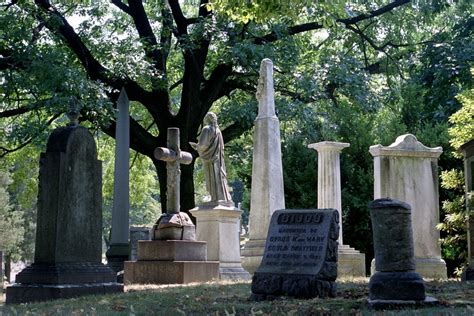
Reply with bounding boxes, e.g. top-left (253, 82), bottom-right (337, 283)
top-left (124, 240), bottom-right (219, 284)
top-left (338, 244), bottom-right (366, 277)
top-left (191, 205), bottom-right (251, 280)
